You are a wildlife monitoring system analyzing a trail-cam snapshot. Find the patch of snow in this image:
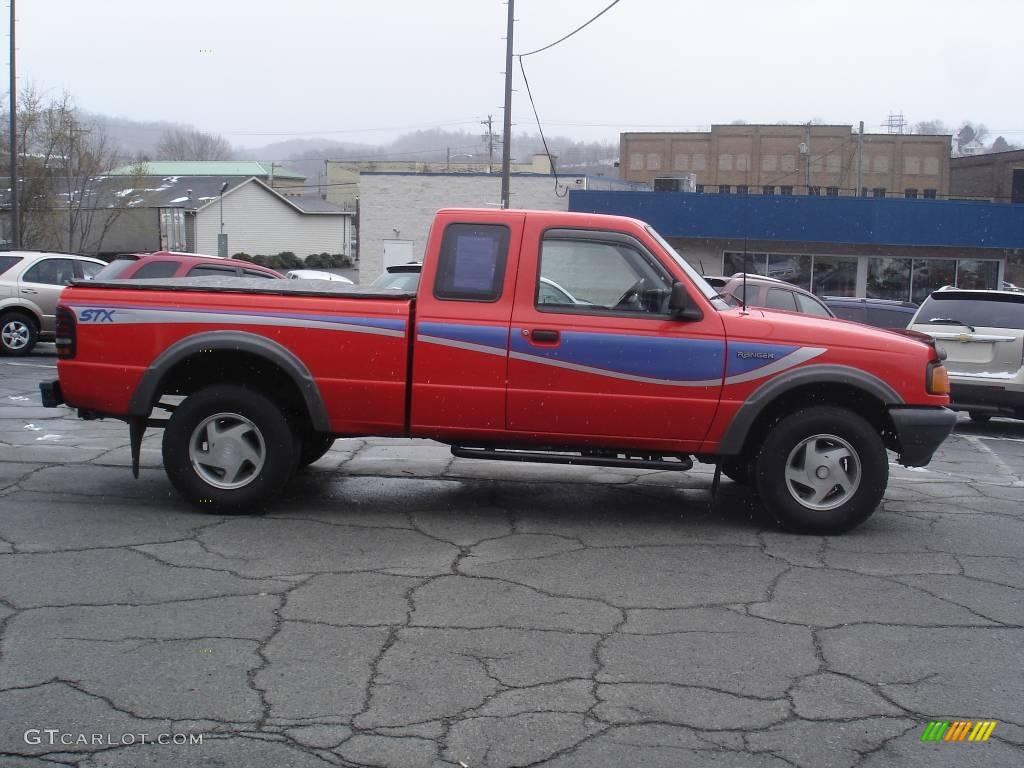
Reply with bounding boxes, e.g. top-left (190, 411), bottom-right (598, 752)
top-left (168, 196), bottom-right (191, 203)
top-left (114, 188), bottom-right (134, 198)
